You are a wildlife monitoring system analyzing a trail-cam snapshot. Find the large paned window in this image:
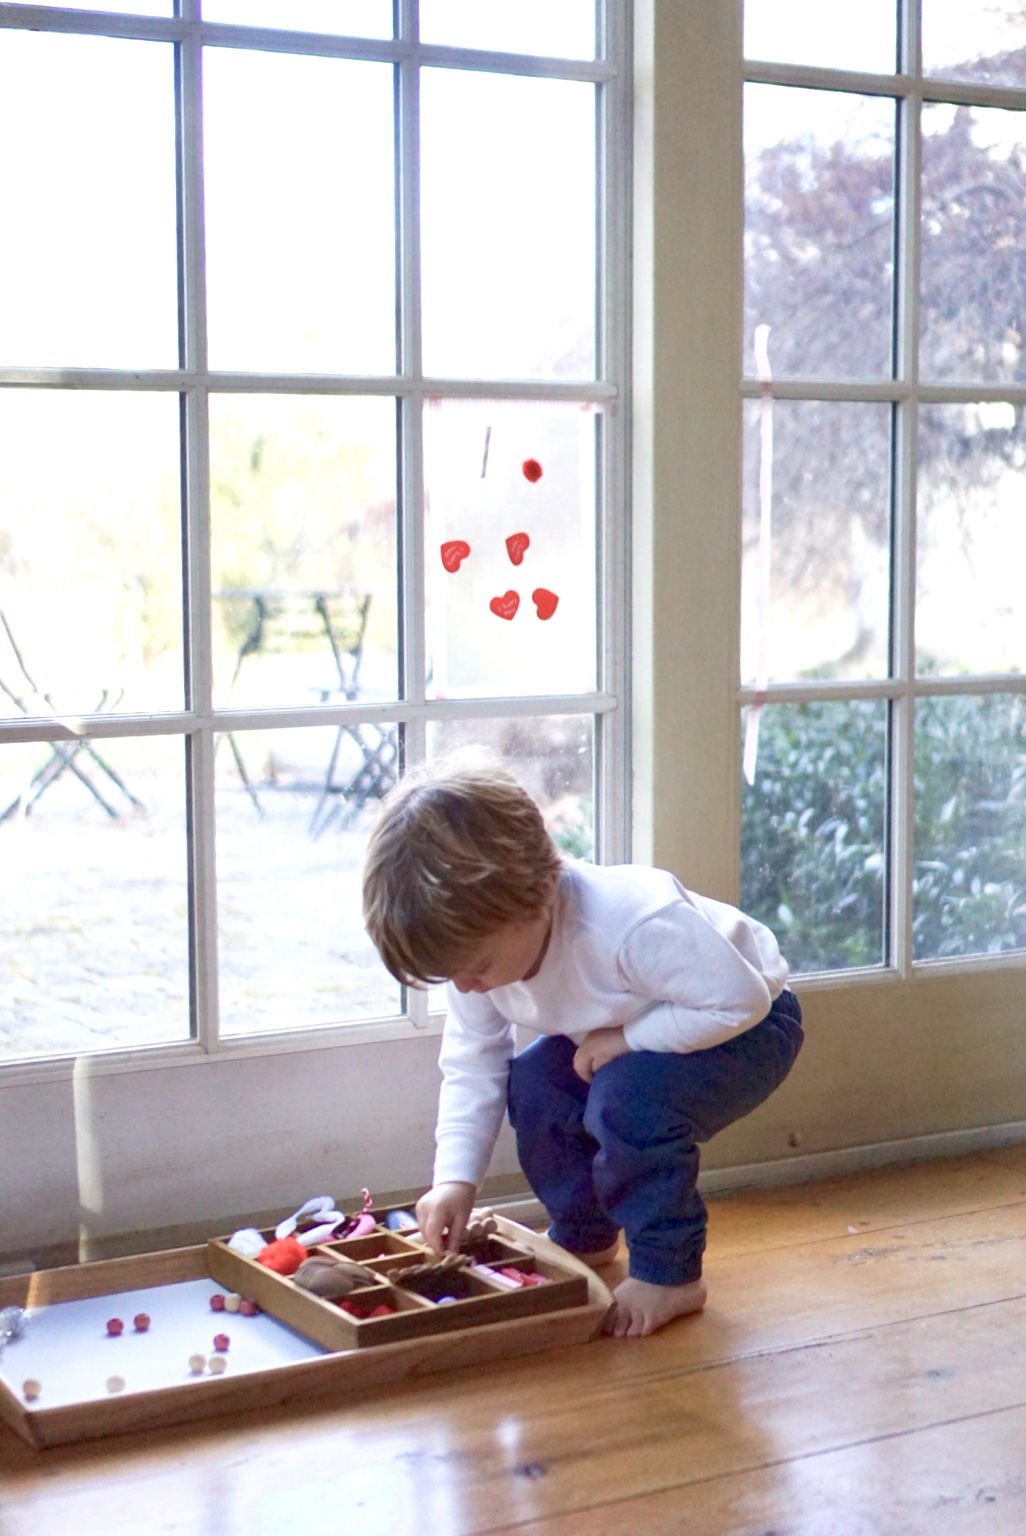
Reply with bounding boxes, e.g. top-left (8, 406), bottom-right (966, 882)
top-left (0, 1), bottom-right (628, 1062)
top-left (740, 0), bottom-right (1026, 975)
